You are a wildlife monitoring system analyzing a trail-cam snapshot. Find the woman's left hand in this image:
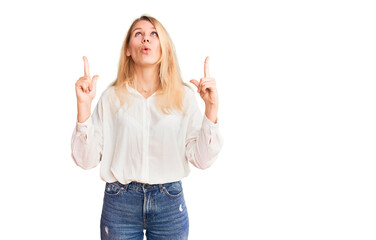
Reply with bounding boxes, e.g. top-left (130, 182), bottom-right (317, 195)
top-left (190, 56), bottom-right (218, 107)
